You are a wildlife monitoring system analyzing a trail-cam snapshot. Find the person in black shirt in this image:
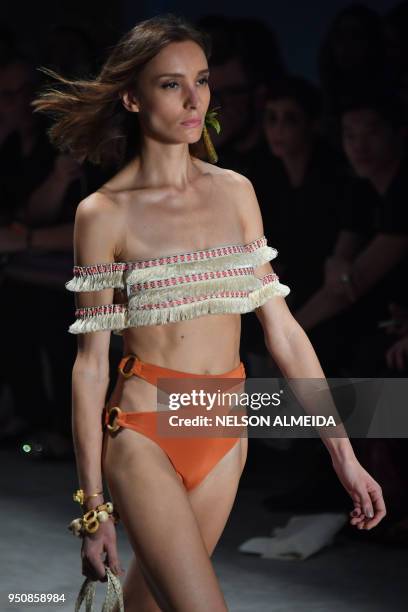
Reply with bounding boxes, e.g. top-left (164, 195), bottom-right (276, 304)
top-left (295, 92), bottom-right (408, 375)
top-left (196, 15), bottom-right (286, 176)
top-left (242, 76), bottom-right (347, 373)
top-left (0, 57), bottom-right (113, 455)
